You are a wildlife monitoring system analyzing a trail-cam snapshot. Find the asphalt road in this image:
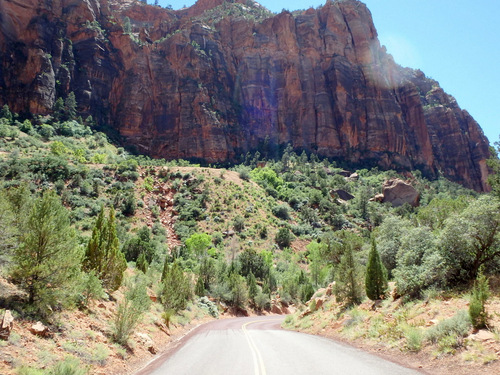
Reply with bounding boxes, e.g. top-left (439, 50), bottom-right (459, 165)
top-left (137, 315), bottom-right (422, 375)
